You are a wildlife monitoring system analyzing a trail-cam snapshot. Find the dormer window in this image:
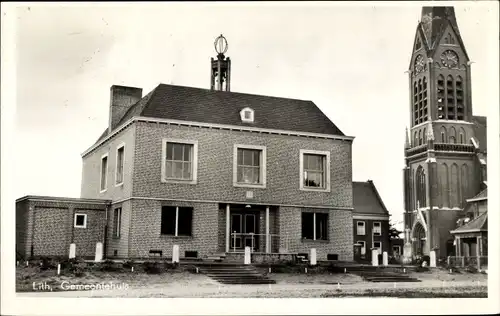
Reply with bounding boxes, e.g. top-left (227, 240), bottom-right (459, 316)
top-left (240, 107), bottom-right (254, 123)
